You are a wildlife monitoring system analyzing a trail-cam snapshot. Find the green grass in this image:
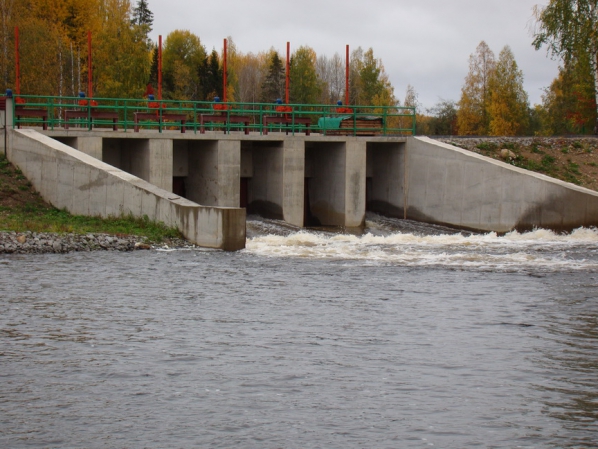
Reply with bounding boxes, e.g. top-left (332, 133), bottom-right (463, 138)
top-left (0, 206), bottom-right (182, 242)
top-left (476, 142), bottom-right (498, 152)
top-left (0, 153), bottom-right (182, 242)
